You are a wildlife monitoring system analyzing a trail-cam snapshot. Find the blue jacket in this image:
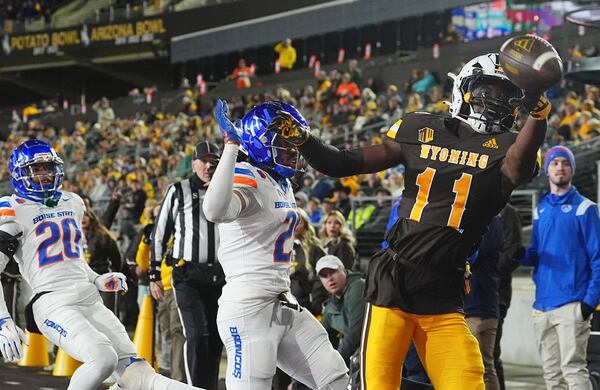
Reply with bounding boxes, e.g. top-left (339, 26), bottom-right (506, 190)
top-left (520, 187), bottom-right (600, 312)
top-left (464, 216), bottom-right (503, 319)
